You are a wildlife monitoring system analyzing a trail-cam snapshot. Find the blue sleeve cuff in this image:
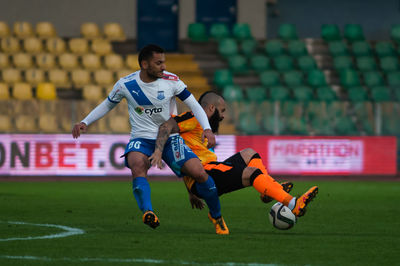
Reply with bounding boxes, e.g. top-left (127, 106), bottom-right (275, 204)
top-left (177, 88), bottom-right (191, 101)
top-left (107, 96), bottom-right (120, 104)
